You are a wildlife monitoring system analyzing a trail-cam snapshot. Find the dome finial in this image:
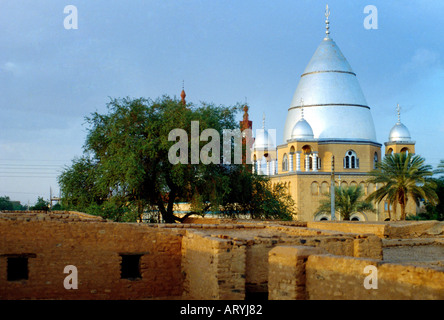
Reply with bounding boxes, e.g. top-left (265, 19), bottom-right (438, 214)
top-left (262, 113), bottom-right (266, 129)
top-left (300, 98), bottom-right (305, 119)
top-left (325, 4), bottom-right (331, 39)
top-left (396, 103), bottom-right (401, 124)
